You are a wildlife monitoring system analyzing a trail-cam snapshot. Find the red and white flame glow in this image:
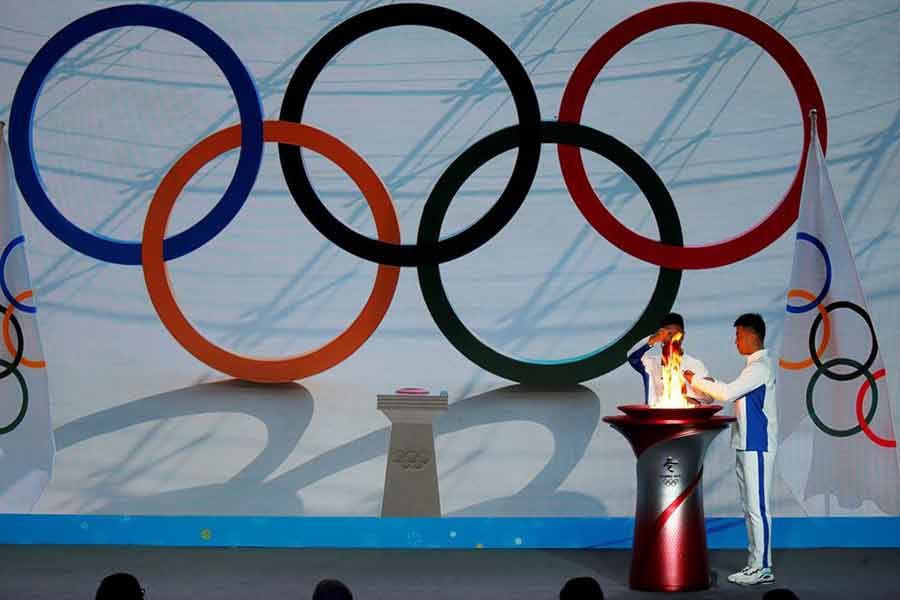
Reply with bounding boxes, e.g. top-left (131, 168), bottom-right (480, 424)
top-left (657, 332), bottom-right (691, 408)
